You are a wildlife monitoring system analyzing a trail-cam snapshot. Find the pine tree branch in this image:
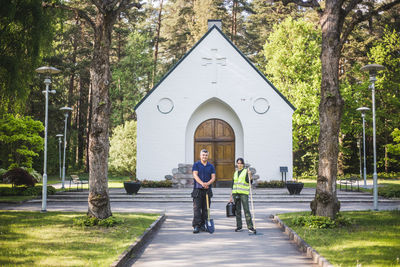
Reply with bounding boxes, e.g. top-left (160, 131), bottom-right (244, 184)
top-left (116, 0), bottom-right (142, 15)
top-left (90, 0), bottom-right (104, 14)
top-left (42, 2), bottom-right (96, 30)
top-left (342, 0), bottom-right (363, 17)
top-left (340, 0), bottom-right (400, 48)
top-left (281, 0), bottom-right (322, 14)
top-left (281, 0), bottom-right (319, 8)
